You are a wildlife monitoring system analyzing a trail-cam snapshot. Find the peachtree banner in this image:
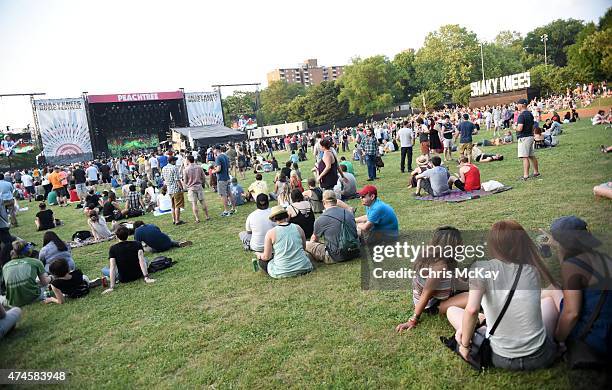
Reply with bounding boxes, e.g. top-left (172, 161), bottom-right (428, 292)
top-left (185, 91), bottom-right (224, 126)
top-left (34, 98), bottom-right (93, 164)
